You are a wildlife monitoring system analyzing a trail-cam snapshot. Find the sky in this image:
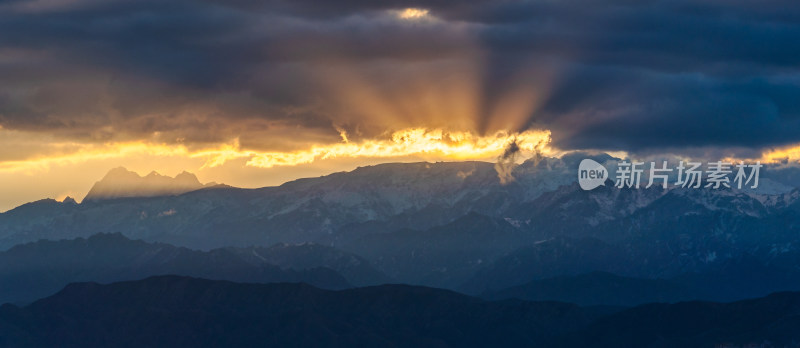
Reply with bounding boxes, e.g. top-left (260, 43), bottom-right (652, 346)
top-left (1, 0), bottom-right (800, 211)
